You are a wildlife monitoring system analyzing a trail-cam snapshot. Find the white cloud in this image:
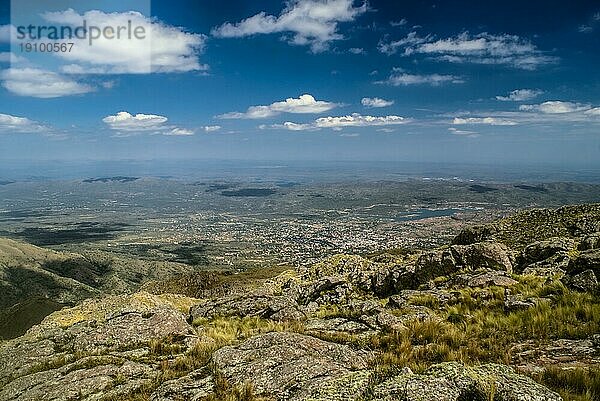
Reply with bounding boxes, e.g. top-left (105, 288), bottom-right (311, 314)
top-left (452, 117), bottom-right (517, 126)
top-left (0, 52), bottom-right (27, 64)
top-left (378, 31), bottom-right (432, 55)
top-left (0, 113), bottom-right (49, 134)
top-left (390, 19), bottom-right (407, 27)
top-left (1, 68), bottom-right (94, 98)
top-left (585, 107), bottom-right (600, 116)
top-left (203, 125), bottom-right (222, 132)
top-left (380, 32), bottom-right (557, 70)
top-left (165, 128), bottom-right (195, 136)
top-left (211, 0), bottom-right (367, 52)
top-left (349, 47), bottom-right (365, 54)
top-left (361, 97), bottom-right (394, 108)
top-left (578, 25), bottom-right (593, 33)
top-left (265, 113), bottom-right (410, 131)
top-left (315, 113), bottom-right (409, 128)
top-left (269, 121), bottom-right (319, 131)
top-left (102, 111), bottom-right (194, 136)
top-left (496, 89), bottom-right (543, 102)
top-left (0, 25), bottom-right (15, 43)
top-left (40, 9), bottom-right (206, 74)
top-left (519, 101), bottom-right (590, 114)
top-left (448, 127), bottom-right (479, 137)
top-left (218, 94), bottom-right (338, 119)
top-left (380, 70), bottom-right (463, 86)
top-left (103, 111), bottom-right (168, 131)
